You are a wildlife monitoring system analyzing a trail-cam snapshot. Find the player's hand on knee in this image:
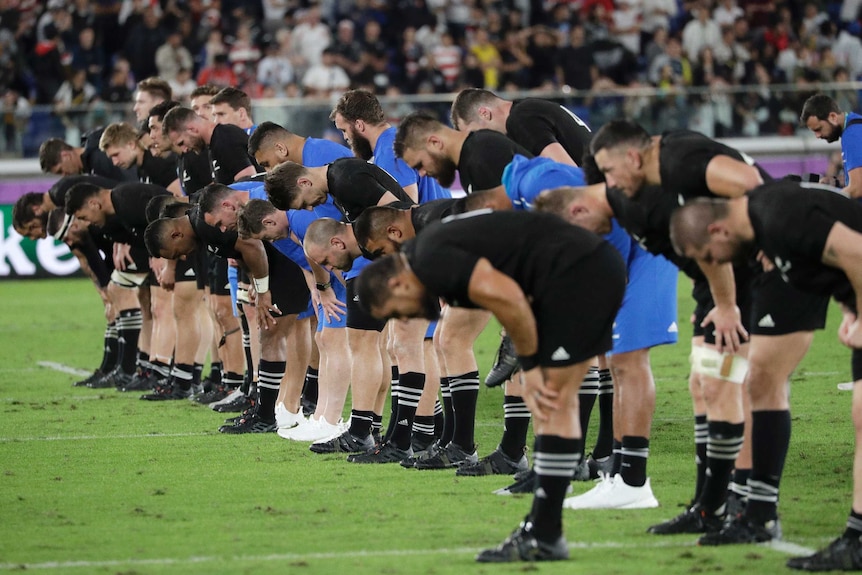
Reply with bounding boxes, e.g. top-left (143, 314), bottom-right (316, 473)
top-left (521, 367), bottom-right (558, 422)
